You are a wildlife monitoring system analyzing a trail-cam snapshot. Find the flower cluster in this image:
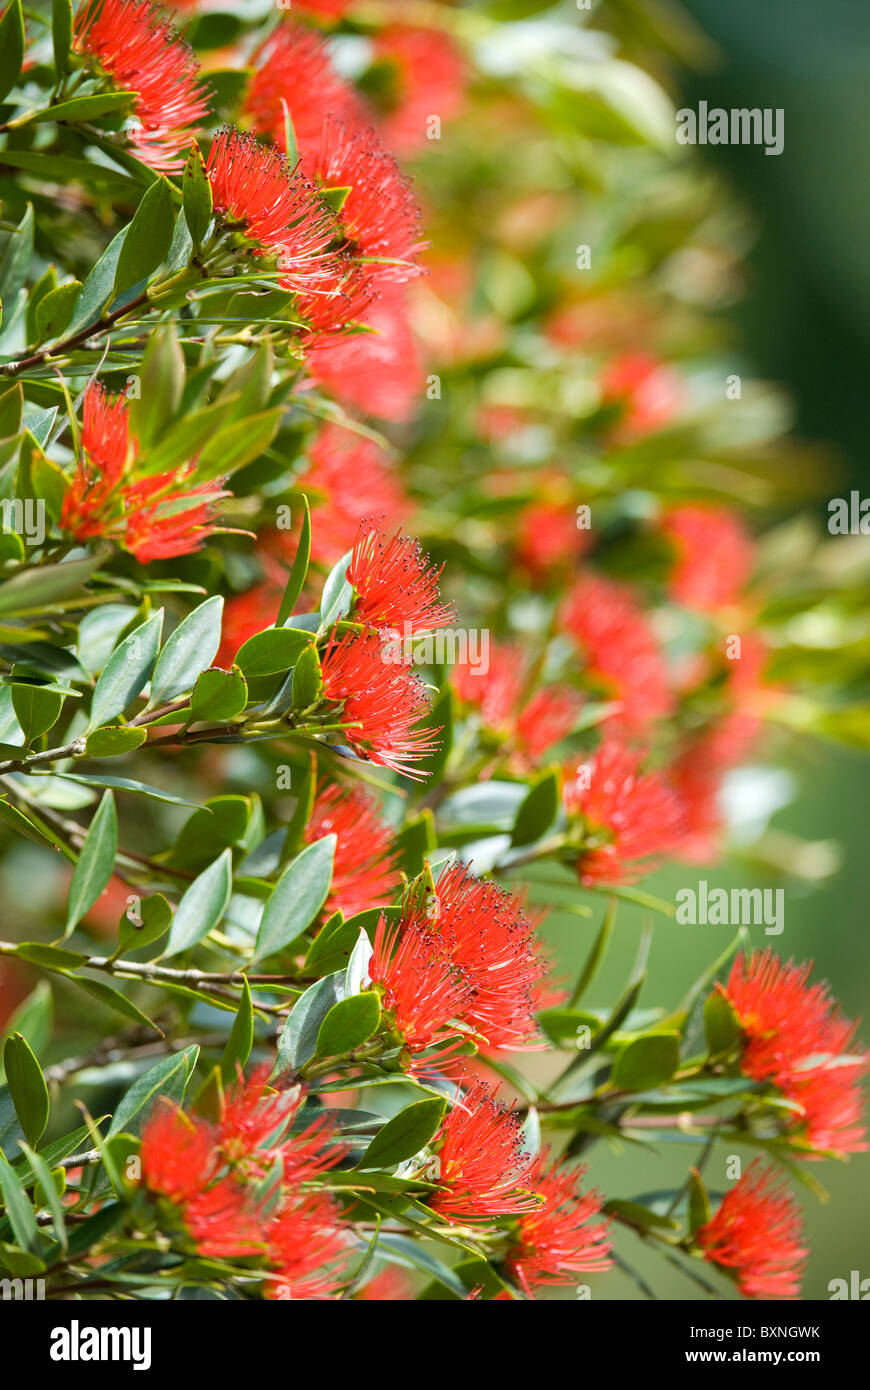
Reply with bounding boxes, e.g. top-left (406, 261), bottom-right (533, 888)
top-left (60, 384), bottom-right (227, 562)
top-left (140, 1069), bottom-right (348, 1298)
